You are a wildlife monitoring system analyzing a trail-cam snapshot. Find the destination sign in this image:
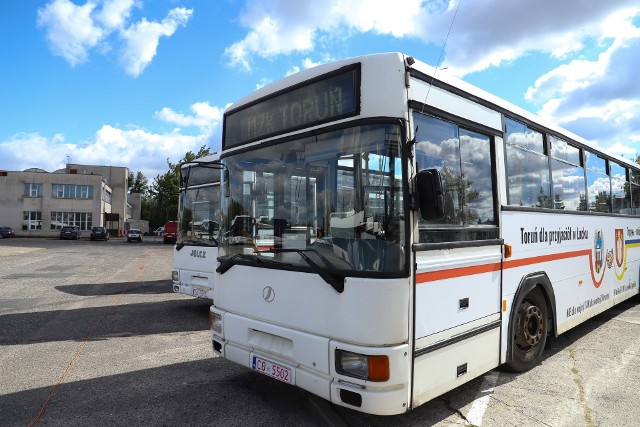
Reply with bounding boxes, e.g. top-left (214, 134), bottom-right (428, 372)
top-left (223, 65), bottom-right (360, 148)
